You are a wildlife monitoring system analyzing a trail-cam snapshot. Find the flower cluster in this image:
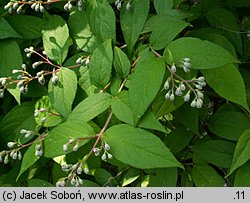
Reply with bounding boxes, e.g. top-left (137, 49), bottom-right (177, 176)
top-left (56, 161), bottom-right (88, 187)
top-left (115, 0), bottom-right (131, 10)
top-left (164, 58), bottom-right (206, 108)
top-left (76, 56), bottom-right (90, 66)
top-left (63, 139), bottom-right (79, 153)
top-left (93, 142), bottom-right (112, 161)
top-left (64, 0), bottom-right (84, 11)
